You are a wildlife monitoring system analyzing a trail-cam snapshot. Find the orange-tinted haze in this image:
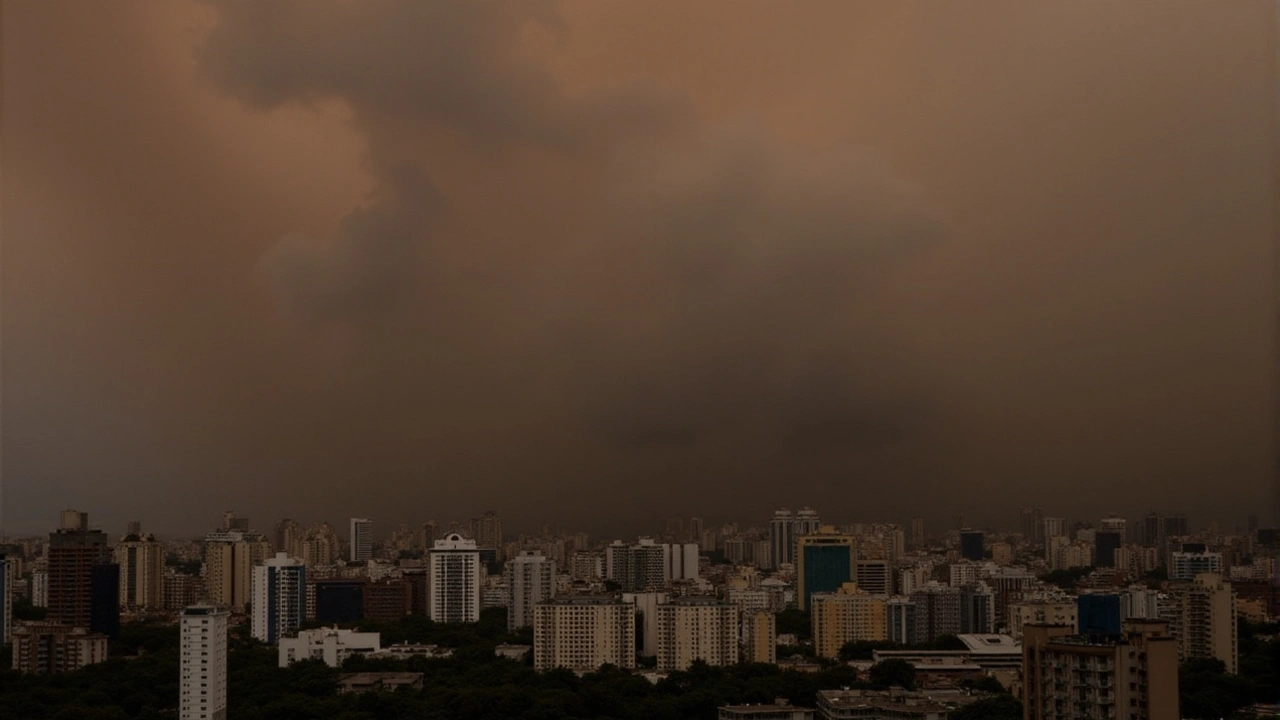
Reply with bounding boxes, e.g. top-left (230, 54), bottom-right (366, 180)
top-left (2, 1), bottom-right (1275, 537)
